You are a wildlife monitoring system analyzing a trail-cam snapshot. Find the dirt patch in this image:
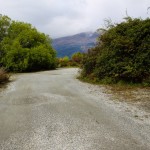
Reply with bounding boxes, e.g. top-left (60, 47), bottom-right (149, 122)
top-left (107, 86), bottom-right (150, 112)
